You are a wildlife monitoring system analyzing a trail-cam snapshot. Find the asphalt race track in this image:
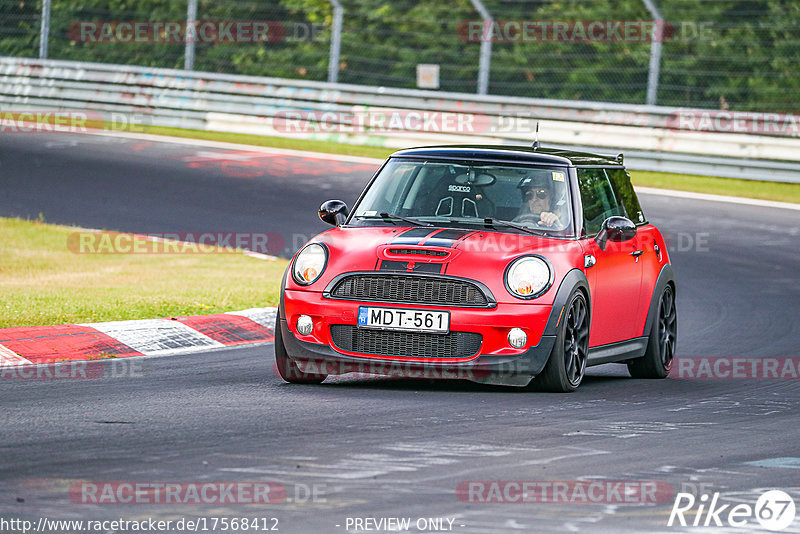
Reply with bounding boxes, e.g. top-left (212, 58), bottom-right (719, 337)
top-left (1, 133), bottom-right (800, 533)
